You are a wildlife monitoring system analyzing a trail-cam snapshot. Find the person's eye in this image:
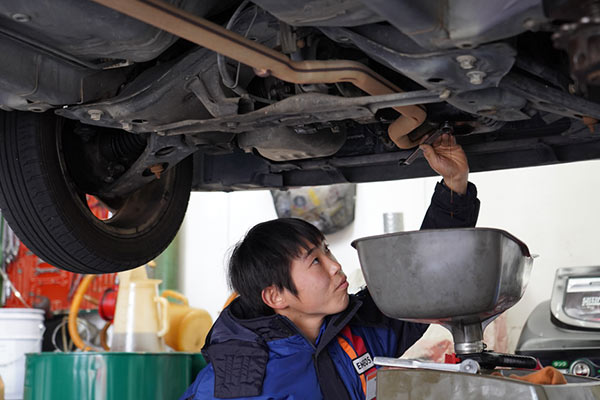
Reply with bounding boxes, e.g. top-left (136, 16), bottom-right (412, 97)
top-left (311, 258), bottom-right (319, 265)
